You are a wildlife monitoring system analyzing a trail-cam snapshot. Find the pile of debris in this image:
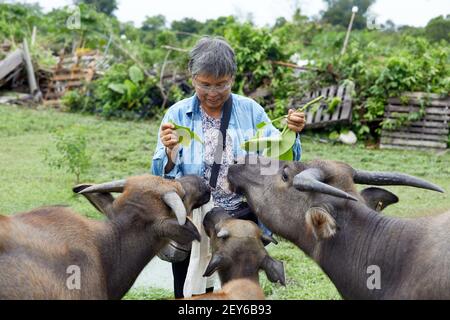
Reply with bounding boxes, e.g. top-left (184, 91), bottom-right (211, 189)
top-left (43, 49), bottom-right (105, 108)
top-left (0, 40), bottom-right (37, 105)
top-left (0, 40), bottom-right (105, 108)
